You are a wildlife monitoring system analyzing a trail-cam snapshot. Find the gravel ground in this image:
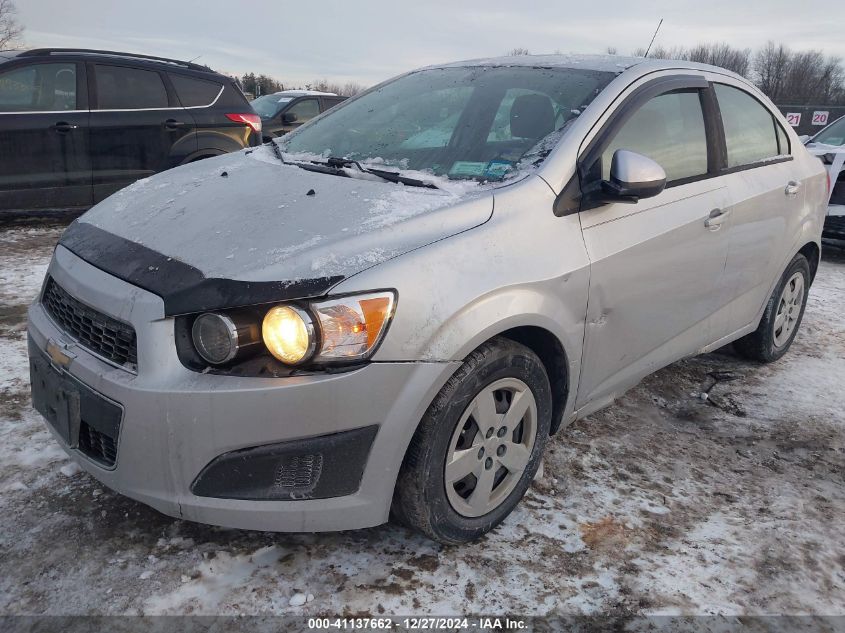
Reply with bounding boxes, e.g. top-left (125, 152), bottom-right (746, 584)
top-left (0, 221), bottom-right (843, 617)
